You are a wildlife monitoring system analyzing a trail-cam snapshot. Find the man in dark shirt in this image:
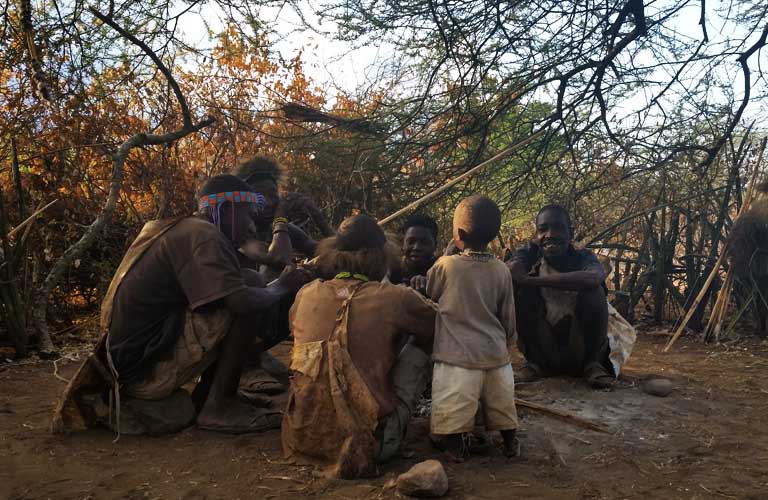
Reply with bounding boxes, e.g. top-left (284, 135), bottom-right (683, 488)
top-left (391, 213), bottom-right (439, 288)
top-left (506, 205), bottom-right (614, 389)
top-left (107, 174), bottom-right (311, 432)
top-left (233, 156), bottom-right (334, 391)
top-left (235, 156), bottom-right (333, 279)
